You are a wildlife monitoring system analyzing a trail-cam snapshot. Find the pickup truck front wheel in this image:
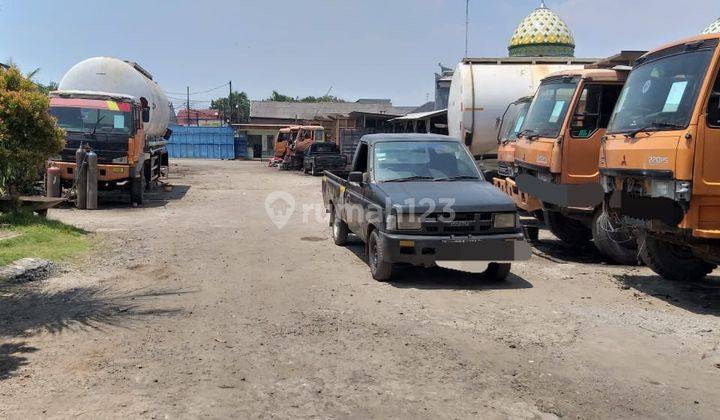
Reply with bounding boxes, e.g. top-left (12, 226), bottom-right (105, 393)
top-left (368, 230), bottom-right (393, 281)
top-left (483, 263), bottom-right (511, 281)
top-left (331, 206), bottom-right (349, 245)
